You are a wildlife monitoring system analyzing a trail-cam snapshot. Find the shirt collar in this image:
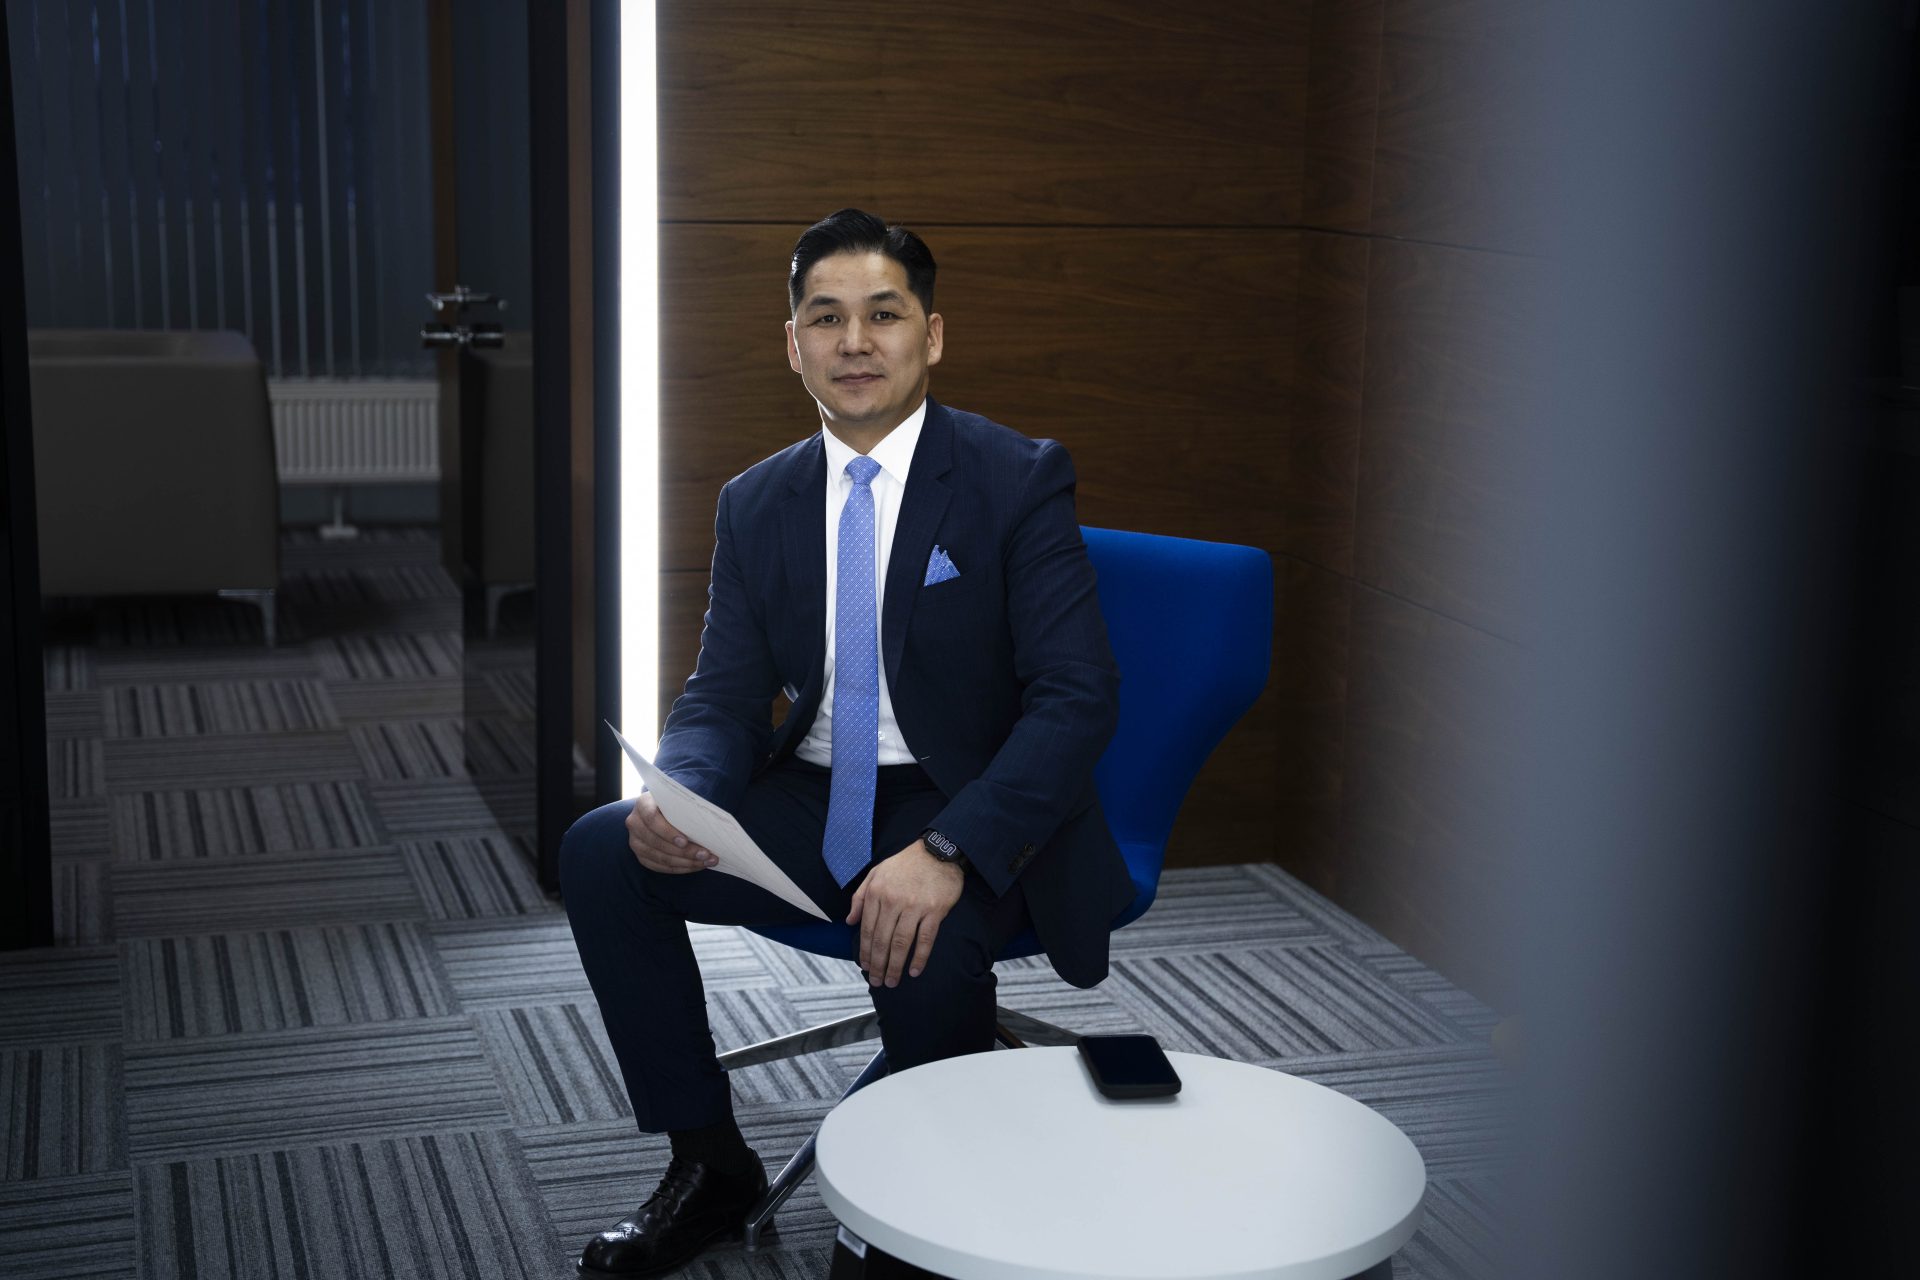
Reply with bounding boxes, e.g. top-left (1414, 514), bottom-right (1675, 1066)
top-left (821, 398), bottom-right (928, 488)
